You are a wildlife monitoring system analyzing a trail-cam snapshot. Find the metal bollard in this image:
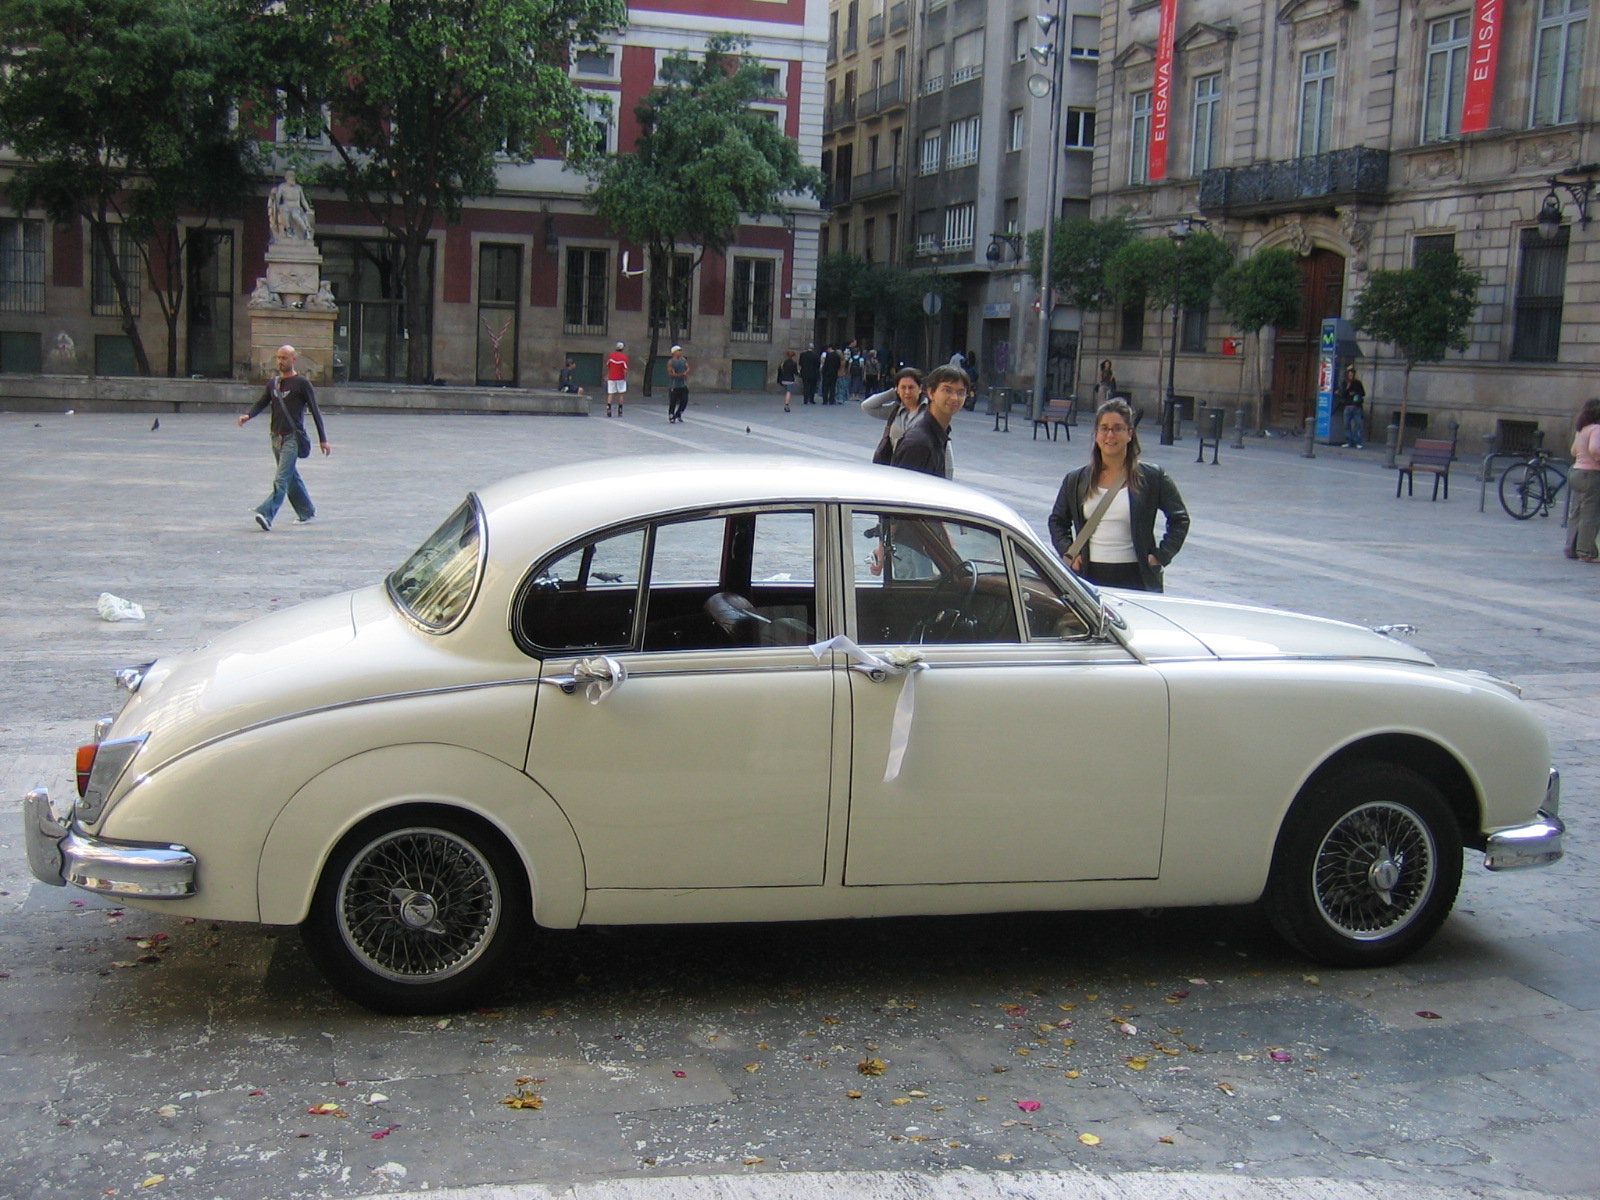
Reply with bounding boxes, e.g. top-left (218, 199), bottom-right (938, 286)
top-left (1480, 434), bottom-right (1497, 482)
top-left (1231, 408), bottom-right (1246, 449)
top-left (1301, 416), bottom-right (1316, 458)
top-left (1384, 421), bottom-right (1399, 469)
